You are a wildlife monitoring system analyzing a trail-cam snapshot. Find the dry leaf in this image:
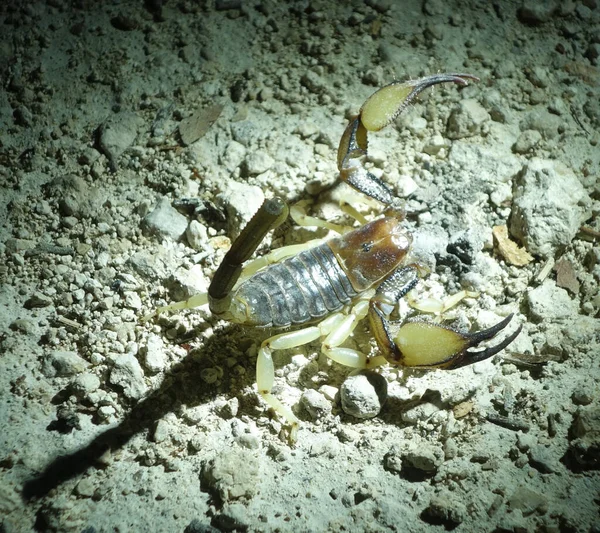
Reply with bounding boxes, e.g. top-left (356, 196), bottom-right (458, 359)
top-left (179, 103), bottom-right (224, 146)
top-left (453, 401), bottom-right (474, 419)
top-left (554, 257), bottom-right (580, 294)
top-left (492, 225), bottom-right (533, 266)
top-left (370, 18), bottom-right (382, 38)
